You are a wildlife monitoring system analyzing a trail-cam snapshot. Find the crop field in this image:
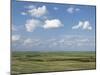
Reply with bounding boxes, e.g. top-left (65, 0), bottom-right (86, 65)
top-left (12, 51), bottom-right (96, 75)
